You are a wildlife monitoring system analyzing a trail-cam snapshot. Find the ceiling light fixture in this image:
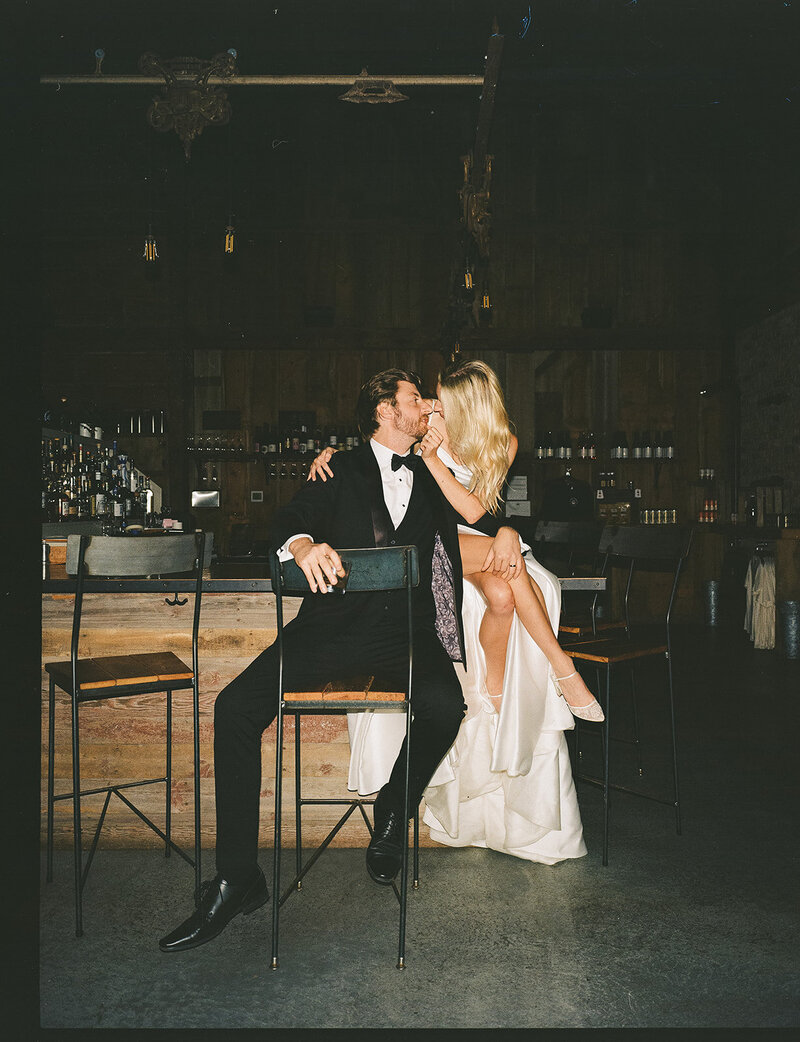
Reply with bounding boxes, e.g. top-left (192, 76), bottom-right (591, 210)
top-left (339, 68), bottom-right (409, 104)
top-left (138, 50), bottom-right (238, 159)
